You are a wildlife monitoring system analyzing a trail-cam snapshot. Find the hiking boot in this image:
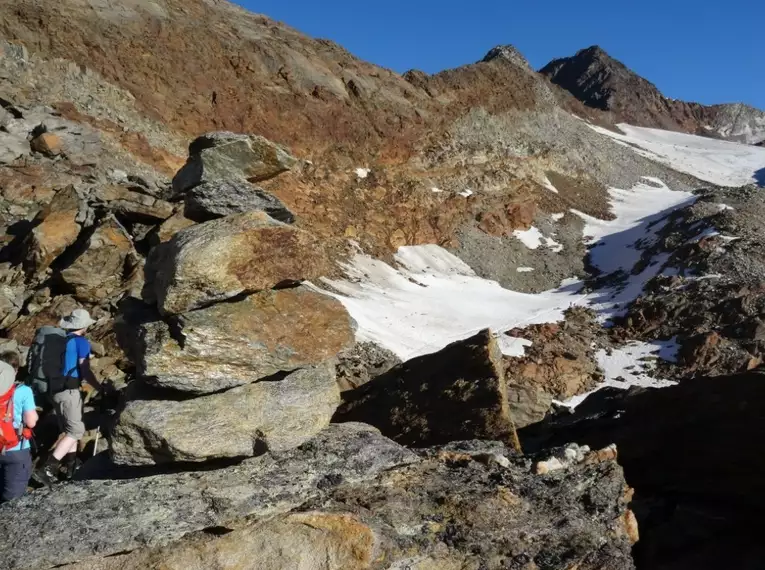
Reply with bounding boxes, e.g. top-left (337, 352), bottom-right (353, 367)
top-left (62, 453), bottom-right (80, 481)
top-left (33, 457), bottom-right (60, 488)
